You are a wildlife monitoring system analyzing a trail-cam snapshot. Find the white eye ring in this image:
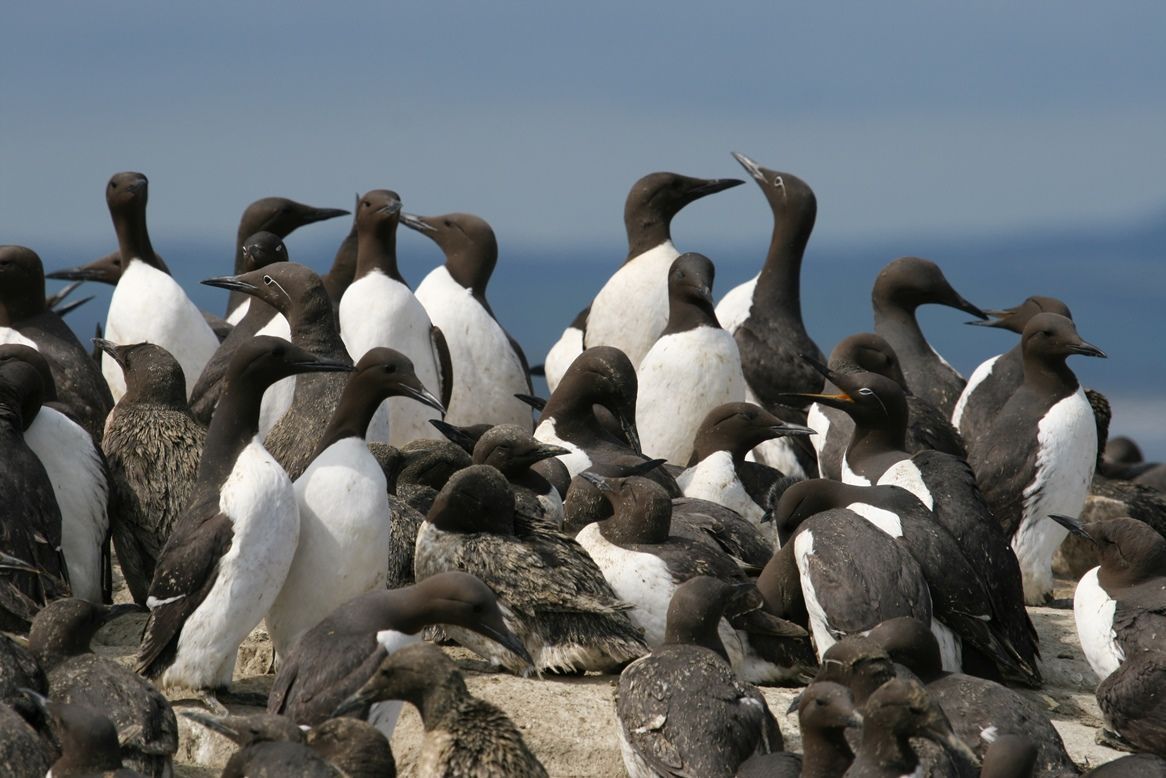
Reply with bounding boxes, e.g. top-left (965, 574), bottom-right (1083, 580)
top-left (263, 276), bottom-right (274, 285)
top-left (858, 387), bottom-right (875, 397)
